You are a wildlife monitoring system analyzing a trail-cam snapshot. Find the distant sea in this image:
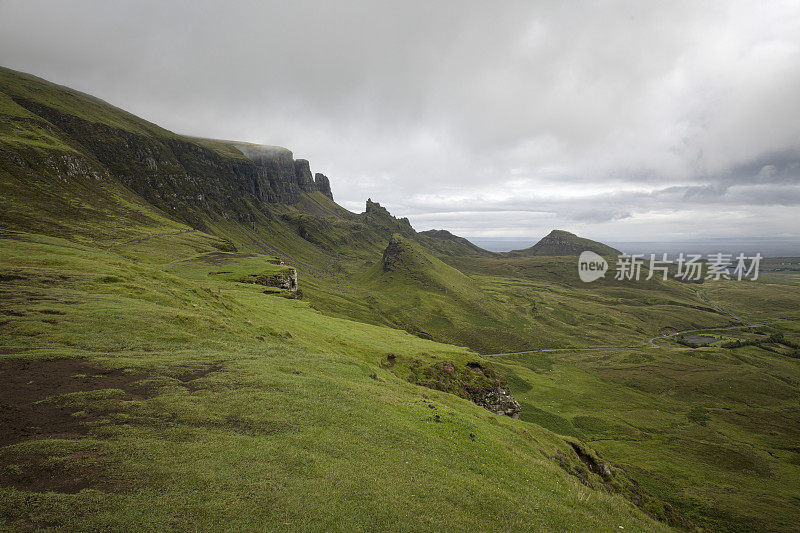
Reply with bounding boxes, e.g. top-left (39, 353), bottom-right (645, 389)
top-left (466, 238), bottom-right (538, 252)
top-left (607, 239), bottom-right (800, 258)
top-left (466, 237), bottom-right (800, 257)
